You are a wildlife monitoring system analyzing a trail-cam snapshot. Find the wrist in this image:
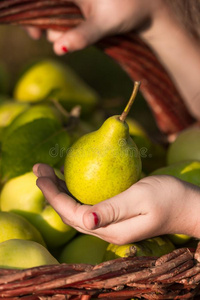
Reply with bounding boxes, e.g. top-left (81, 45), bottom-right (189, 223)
top-left (170, 181), bottom-right (200, 238)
